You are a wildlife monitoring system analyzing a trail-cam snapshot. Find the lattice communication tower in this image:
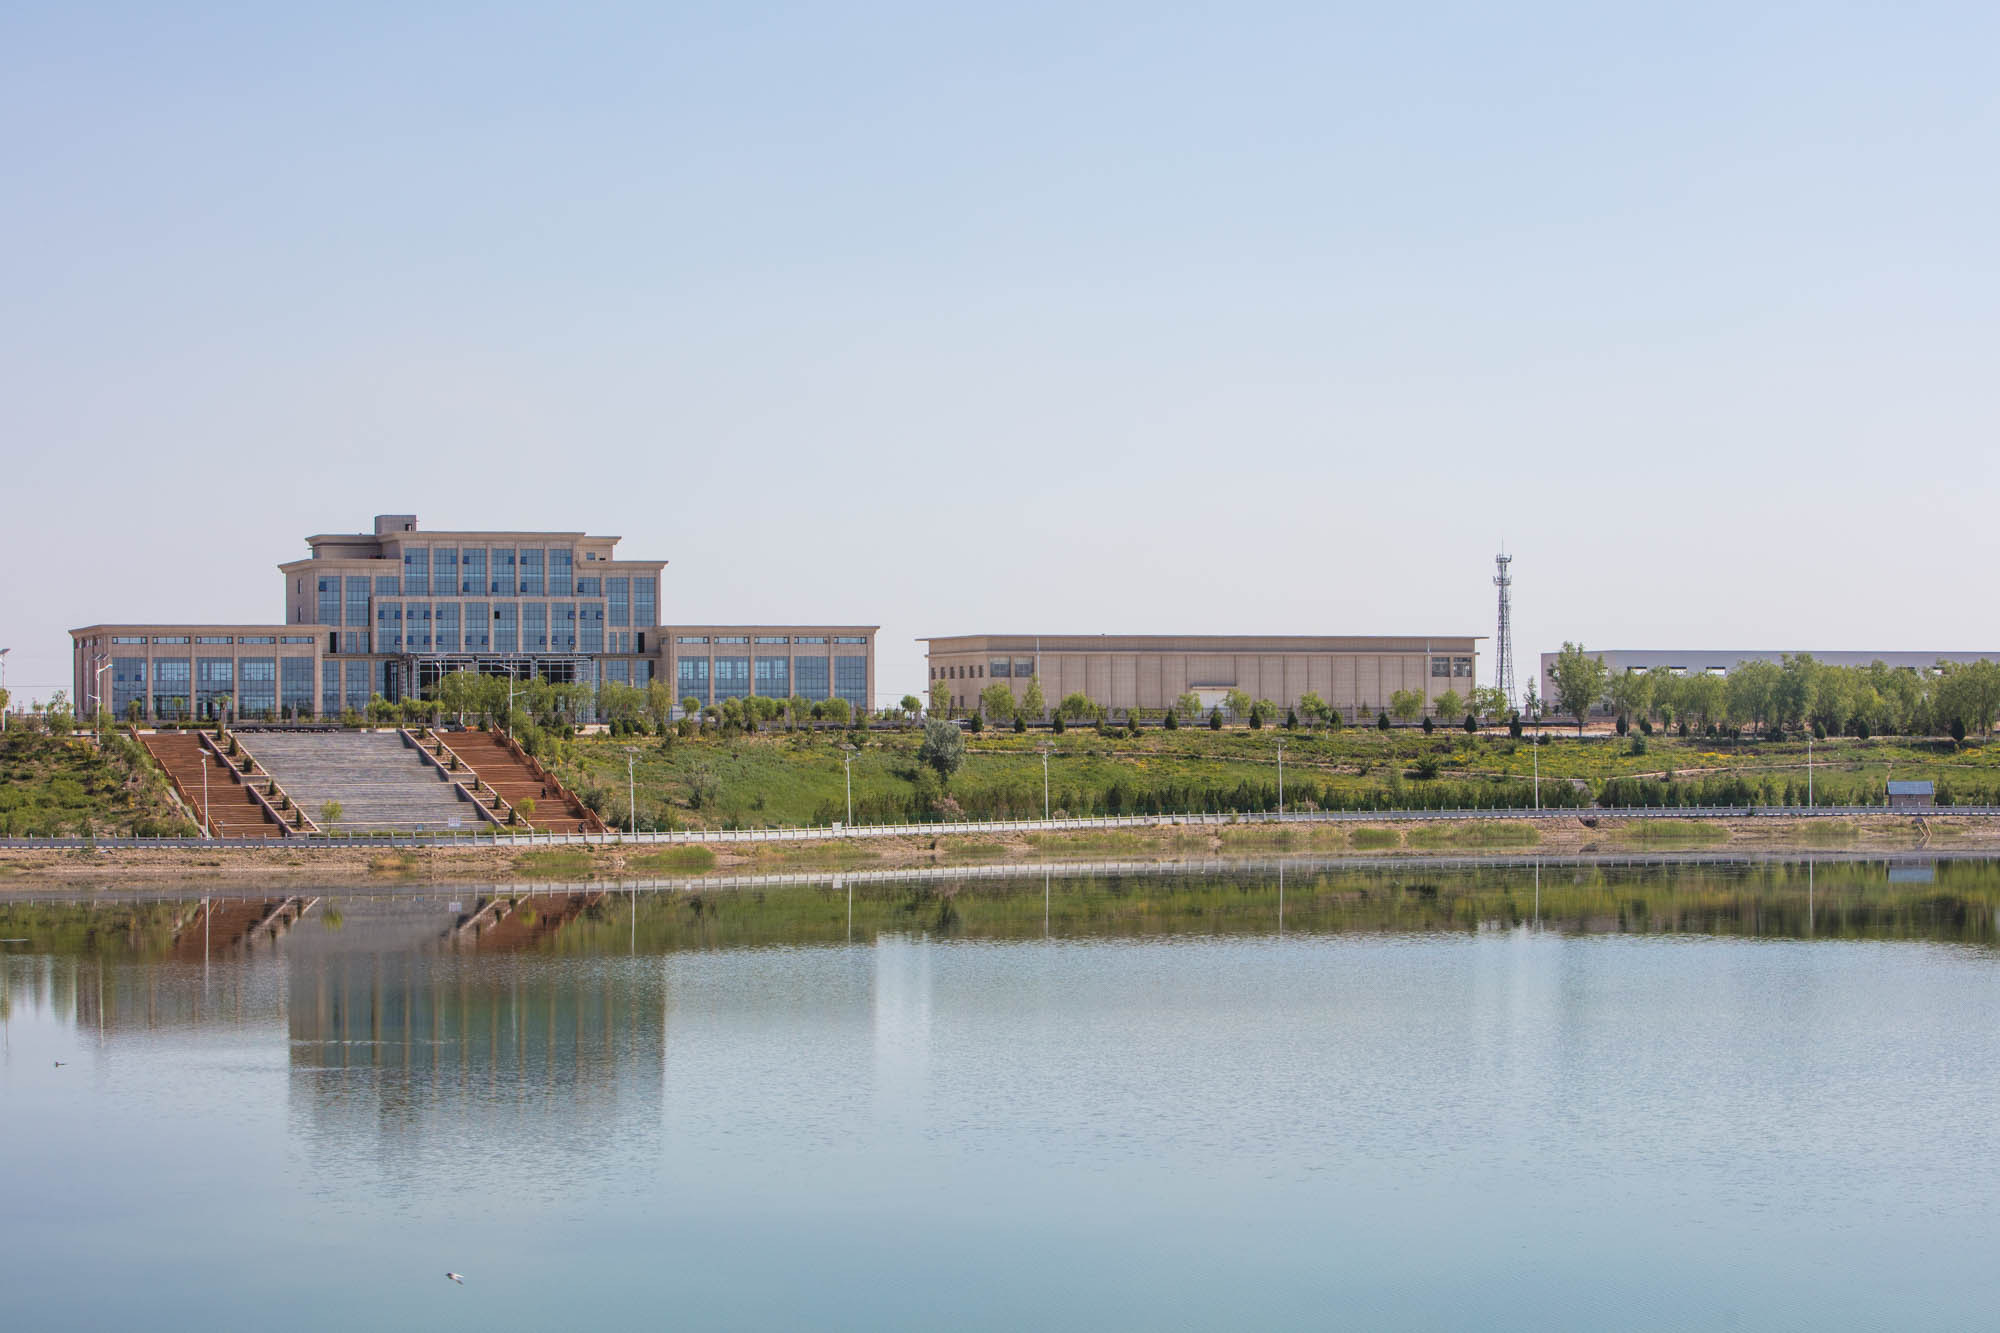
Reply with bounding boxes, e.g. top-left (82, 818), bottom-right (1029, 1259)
top-left (1493, 552), bottom-right (1516, 711)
